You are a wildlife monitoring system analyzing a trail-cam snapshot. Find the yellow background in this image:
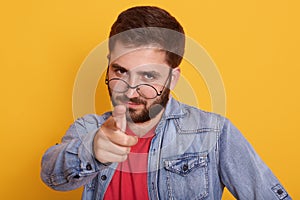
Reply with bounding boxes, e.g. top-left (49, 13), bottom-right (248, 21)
top-left (1, 0), bottom-right (299, 199)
